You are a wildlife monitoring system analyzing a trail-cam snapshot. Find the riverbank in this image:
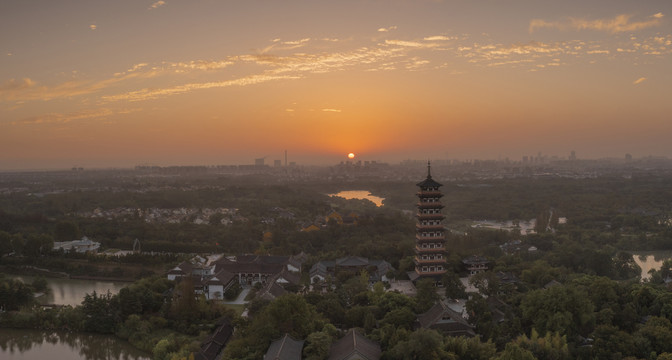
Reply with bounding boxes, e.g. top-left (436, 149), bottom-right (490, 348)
top-left (1, 265), bottom-right (137, 282)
